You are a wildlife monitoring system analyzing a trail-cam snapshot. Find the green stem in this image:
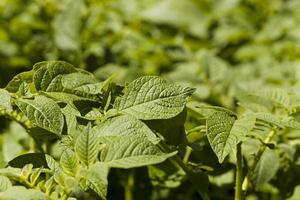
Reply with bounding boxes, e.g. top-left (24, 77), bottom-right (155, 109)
top-left (235, 142), bottom-right (243, 200)
top-left (183, 146), bottom-right (193, 164)
top-left (160, 143), bottom-right (210, 200)
top-left (242, 129), bottom-right (276, 192)
top-left (125, 170), bottom-right (134, 200)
